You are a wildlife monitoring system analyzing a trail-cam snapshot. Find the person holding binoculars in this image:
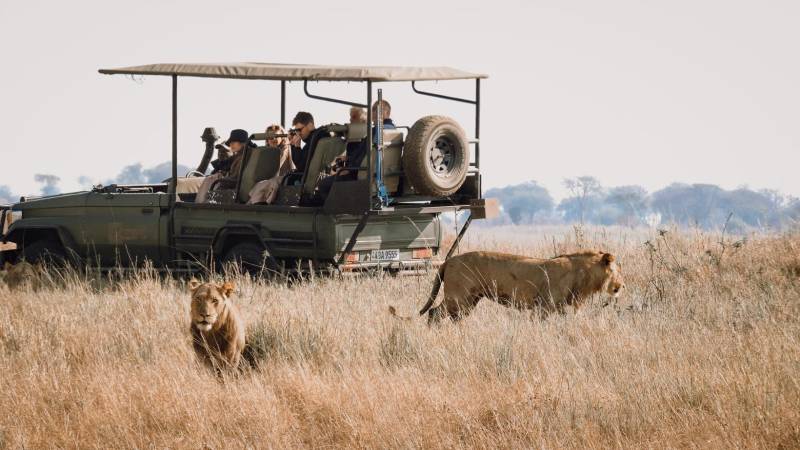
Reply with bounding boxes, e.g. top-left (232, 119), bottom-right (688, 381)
top-left (289, 111), bottom-right (327, 173)
top-left (246, 124), bottom-right (295, 205)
